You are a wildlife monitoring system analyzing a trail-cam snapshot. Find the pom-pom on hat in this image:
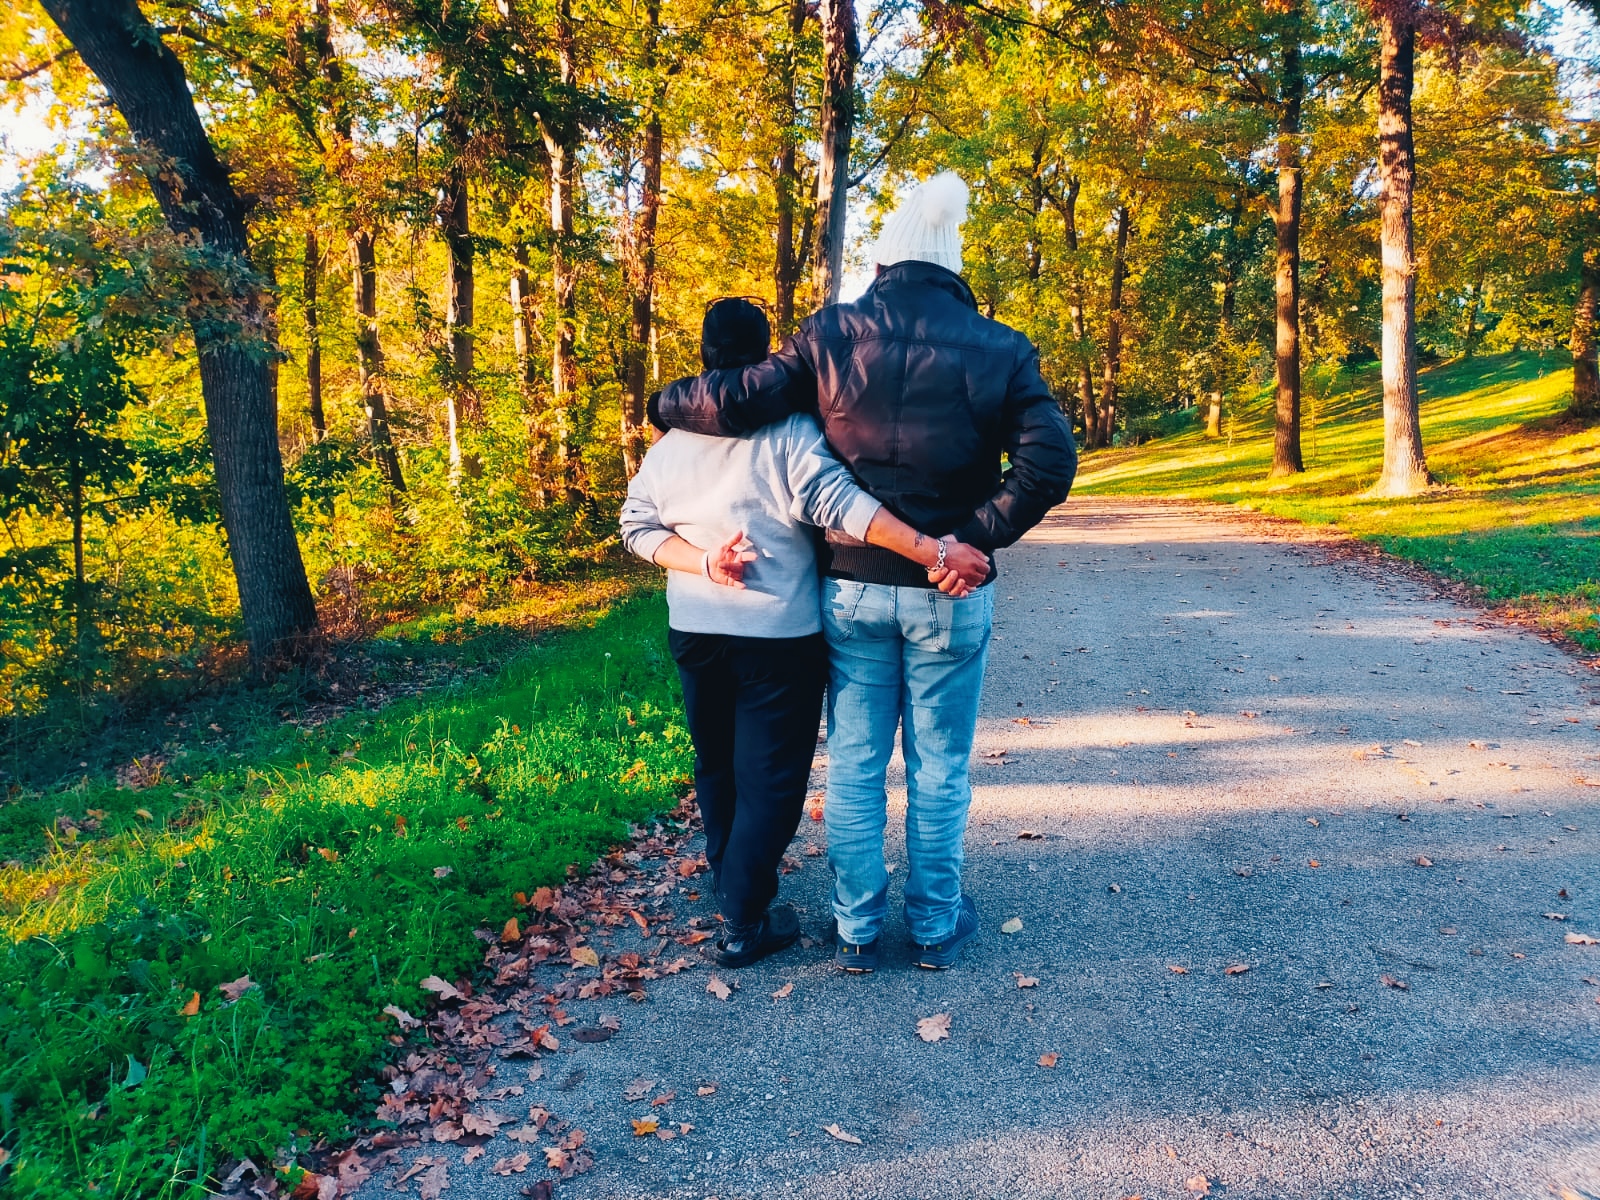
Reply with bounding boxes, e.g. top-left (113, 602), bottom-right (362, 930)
top-left (871, 171), bottom-right (969, 274)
